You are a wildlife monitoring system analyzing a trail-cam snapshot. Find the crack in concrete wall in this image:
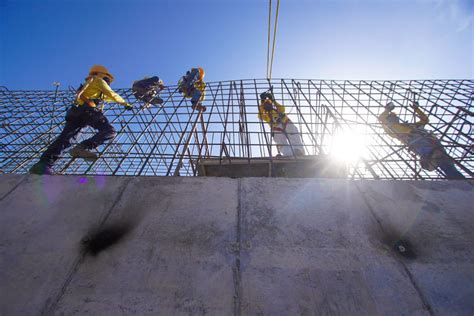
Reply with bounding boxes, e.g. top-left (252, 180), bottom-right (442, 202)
top-left (232, 179), bottom-right (243, 316)
top-left (355, 182), bottom-right (434, 316)
top-left (41, 178), bottom-right (132, 315)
